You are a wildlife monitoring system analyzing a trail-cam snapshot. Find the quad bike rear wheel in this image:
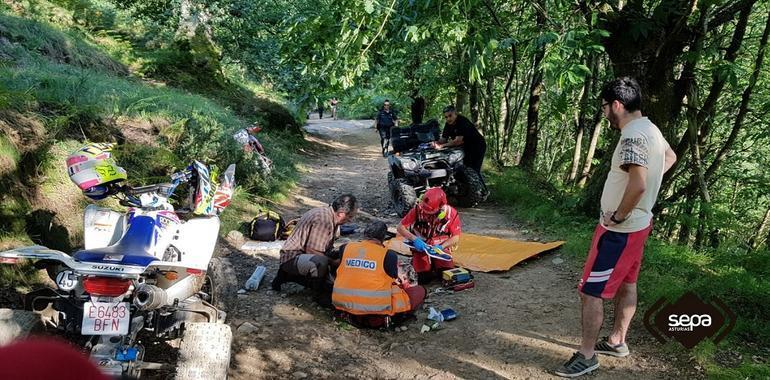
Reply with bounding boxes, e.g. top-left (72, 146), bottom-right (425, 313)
top-left (388, 172), bottom-right (417, 217)
top-left (175, 322), bottom-right (232, 380)
top-left (201, 257), bottom-right (238, 318)
top-left (0, 308), bottom-right (42, 345)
